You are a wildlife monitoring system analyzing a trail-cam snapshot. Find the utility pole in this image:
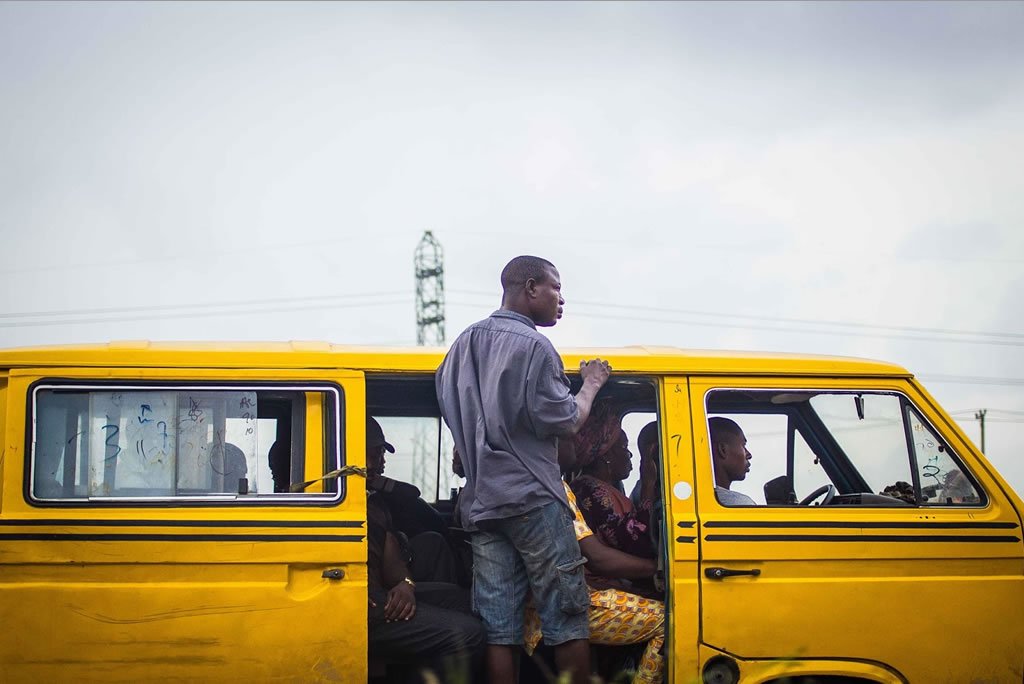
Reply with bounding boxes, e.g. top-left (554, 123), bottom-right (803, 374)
top-left (974, 409), bottom-right (987, 453)
top-left (412, 231), bottom-right (446, 498)
top-left (414, 230), bottom-right (445, 346)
